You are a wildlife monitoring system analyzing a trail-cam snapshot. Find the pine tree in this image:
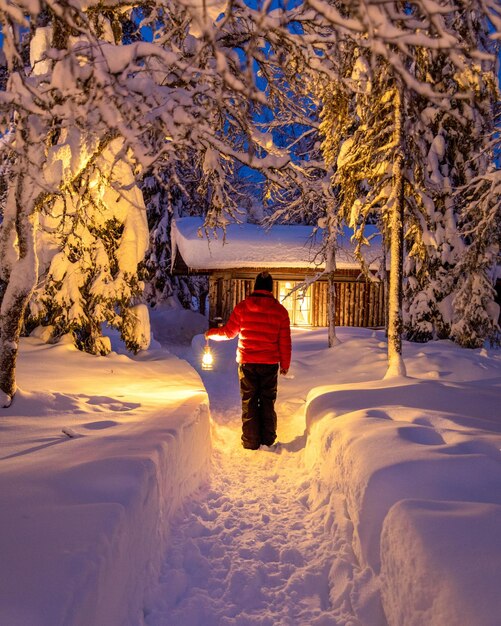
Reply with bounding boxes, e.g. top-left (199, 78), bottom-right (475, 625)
top-left (448, 7), bottom-right (500, 347)
top-left (450, 161), bottom-right (501, 347)
top-left (30, 138), bottom-right (149, 354)
top-left (19, 8), bottom-right (151, 355)
top-left (141, 162), bottom-right (210, 312)
top-left (323, 52), bottom-right (409, 374)
top-left (312, 2), bottom-right (499, 367)
top-left (402, 7), bottom-right (500, 347)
